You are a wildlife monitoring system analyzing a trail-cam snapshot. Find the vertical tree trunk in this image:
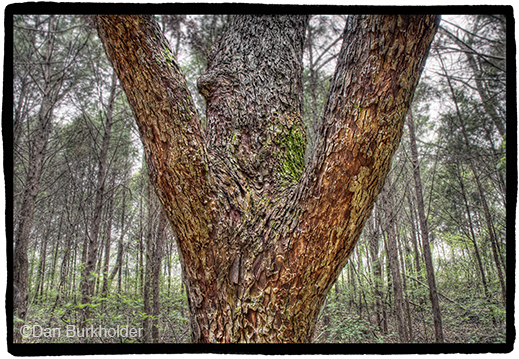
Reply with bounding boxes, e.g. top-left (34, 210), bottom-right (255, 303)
top-left (80, 70), bottom-right (117, 324)
top-left (33, 199), bottom-right (55, 303)
top-left (367, 212), bottom-right (384, 333)
top-left (48, 215), bottom-right (63, 296)
top-left (97, 14), bottom-right (439, 343)
top-left (152, 208), bottom-right (166, 342)
top-left (407, 110), bottom-right (444, 343)
top-left (455, 162), bottom-right (490, 299)
top-left (143, 180), bottom-right (157, 343)
top-left (406, 189), bottom-right (423, 281)
top-left (397, 225), bottom-right (413, 342)
top-left (381, 183), bottom-right (408, 342)
top-left (101, 196), bottom-right (114, 297)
